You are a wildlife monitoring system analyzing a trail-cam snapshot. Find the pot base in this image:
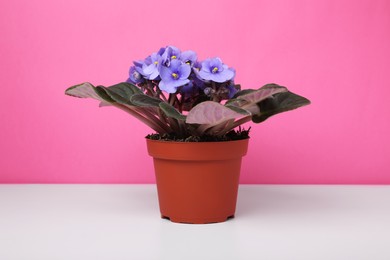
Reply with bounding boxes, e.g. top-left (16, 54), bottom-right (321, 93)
top-left (161, 214), bottom-right (235, 224)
